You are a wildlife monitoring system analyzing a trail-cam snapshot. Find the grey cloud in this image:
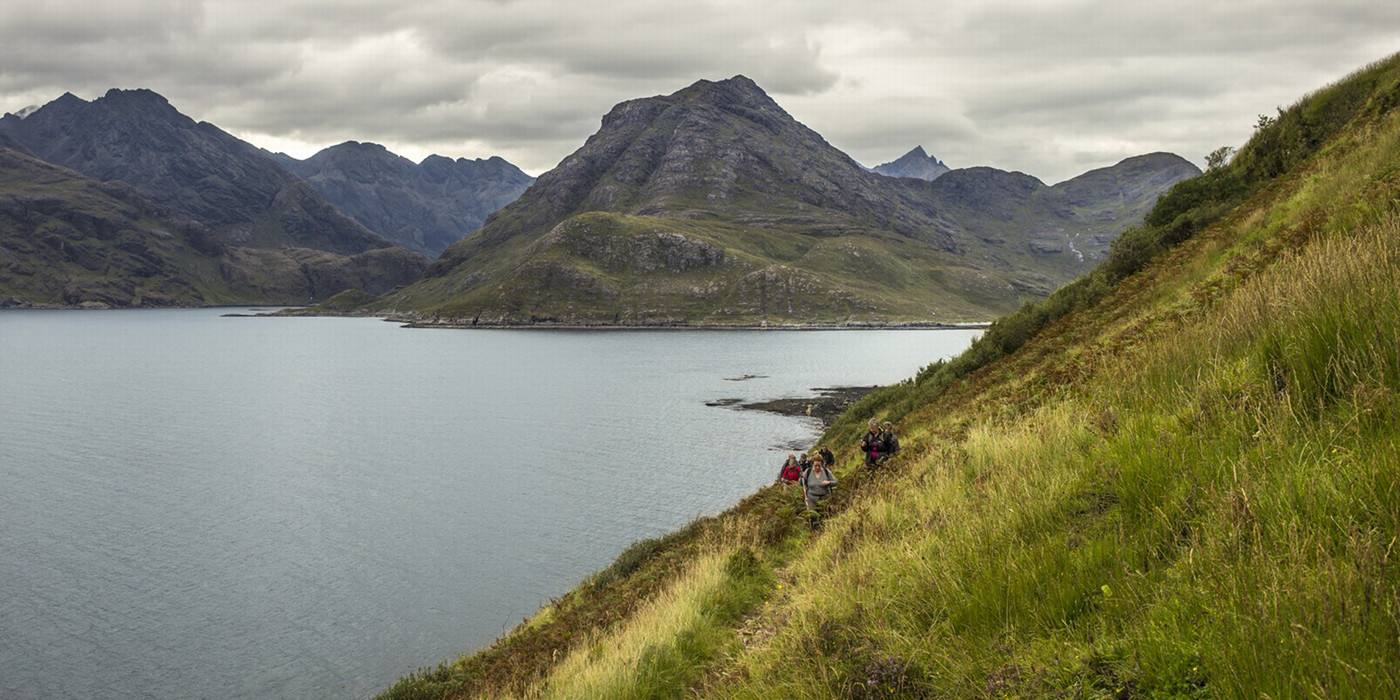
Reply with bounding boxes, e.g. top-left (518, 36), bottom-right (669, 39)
top-left (0, 0), bottom-right (203, 44)
top-left (403, 1), bottom-right (840, 94)
top-left (2, 0), bottom-right (1399, 184)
